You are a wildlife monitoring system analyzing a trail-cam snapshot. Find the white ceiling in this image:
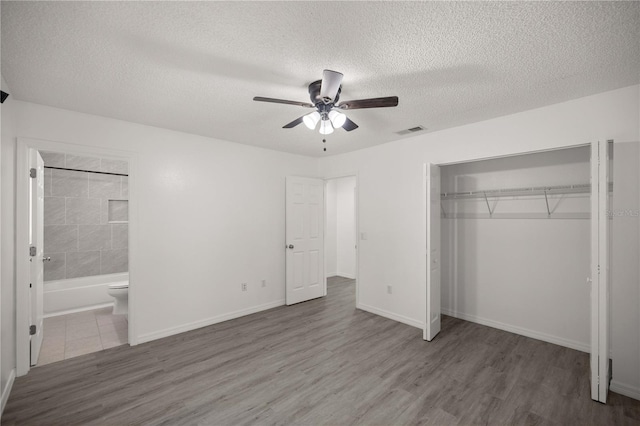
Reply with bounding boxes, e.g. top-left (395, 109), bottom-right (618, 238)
top-left (2, 1), bottom-right (639, 157)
